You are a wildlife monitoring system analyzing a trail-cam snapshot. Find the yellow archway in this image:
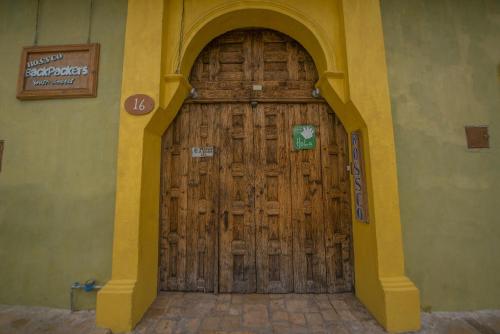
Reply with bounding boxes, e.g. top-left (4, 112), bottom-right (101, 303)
top-left (96, 1), bottom-right (420, 332)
